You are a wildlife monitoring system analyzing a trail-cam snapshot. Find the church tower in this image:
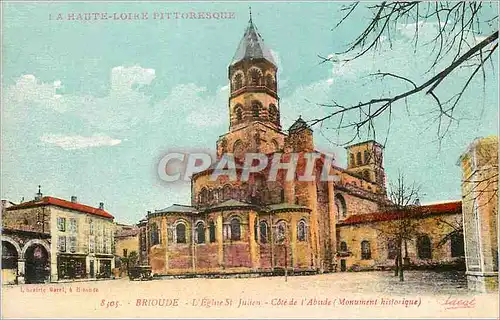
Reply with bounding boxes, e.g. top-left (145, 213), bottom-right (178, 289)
top-left (345, 140), bottom-right (386, 193)
top-left (217, 14), bottom-right (286, 159)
